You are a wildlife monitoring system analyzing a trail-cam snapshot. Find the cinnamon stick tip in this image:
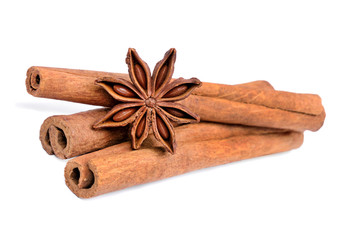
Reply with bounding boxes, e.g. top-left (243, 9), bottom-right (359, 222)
top-left (48, 125), bottom-right (68, 159)
top-left (39, 117), bottom-right (55, 155)
top-left (25, 66), bottom-right (42, 94)
top-left (65, 162), bottom-right (96, 198)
